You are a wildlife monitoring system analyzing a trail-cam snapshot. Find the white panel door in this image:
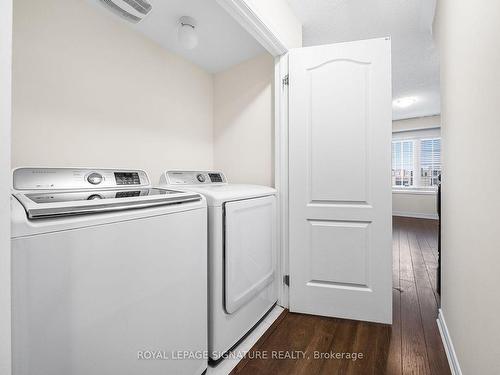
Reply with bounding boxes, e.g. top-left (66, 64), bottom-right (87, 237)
top-left (288, 38), bottom-right (392, 324)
